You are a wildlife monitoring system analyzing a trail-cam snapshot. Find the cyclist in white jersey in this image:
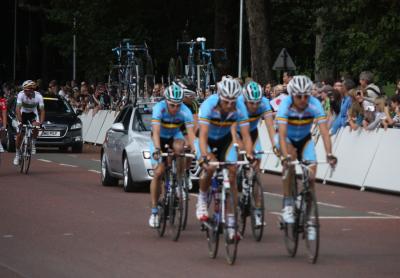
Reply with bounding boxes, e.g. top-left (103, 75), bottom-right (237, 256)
top-left (13, 80), bottom-right (45, 166)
